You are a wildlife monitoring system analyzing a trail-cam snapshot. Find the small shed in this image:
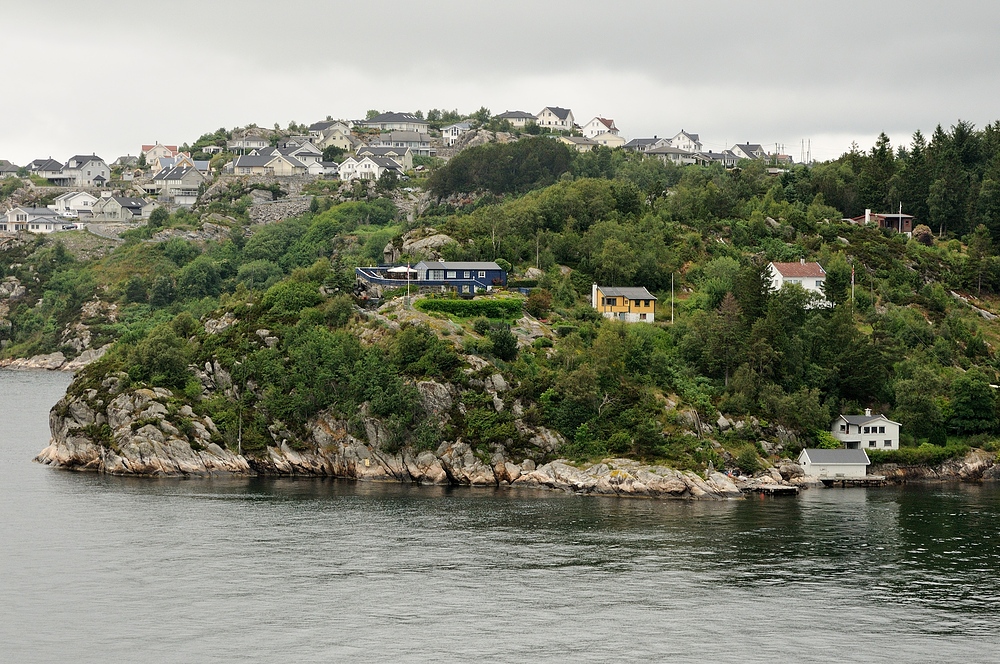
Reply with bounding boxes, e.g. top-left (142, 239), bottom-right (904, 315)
top-left (798, 448), bottom-right (870, 479)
